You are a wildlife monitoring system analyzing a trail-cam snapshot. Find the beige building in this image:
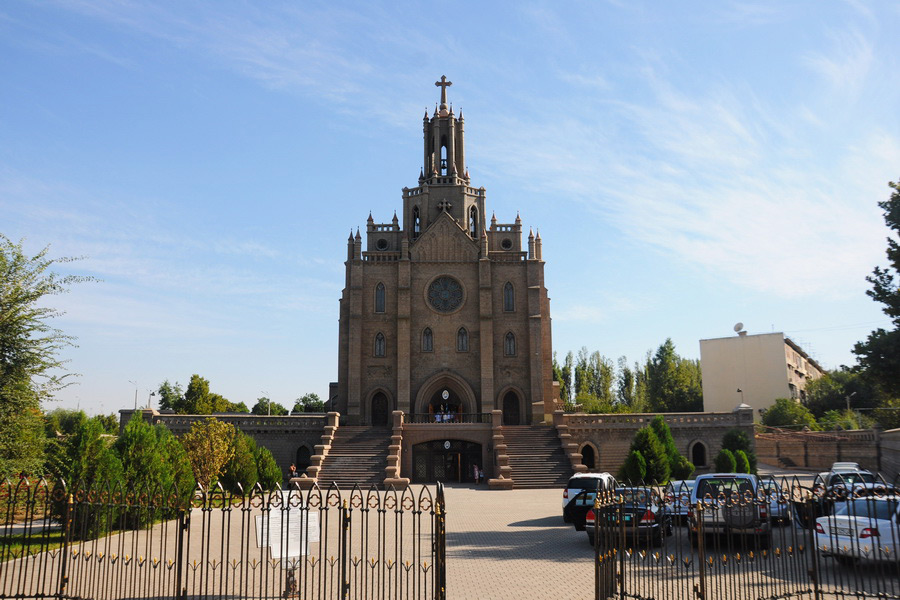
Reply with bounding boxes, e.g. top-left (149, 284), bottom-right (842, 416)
top-left (330, 76), bottom-right (555, 428)
top-left (700, 331), bottom-right (825, 416)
